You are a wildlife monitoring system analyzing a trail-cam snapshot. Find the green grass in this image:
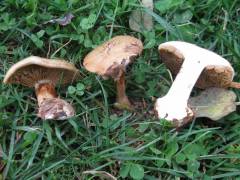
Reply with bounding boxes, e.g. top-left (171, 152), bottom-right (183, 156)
top-left (1, 0), bottom-right (240, 179)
